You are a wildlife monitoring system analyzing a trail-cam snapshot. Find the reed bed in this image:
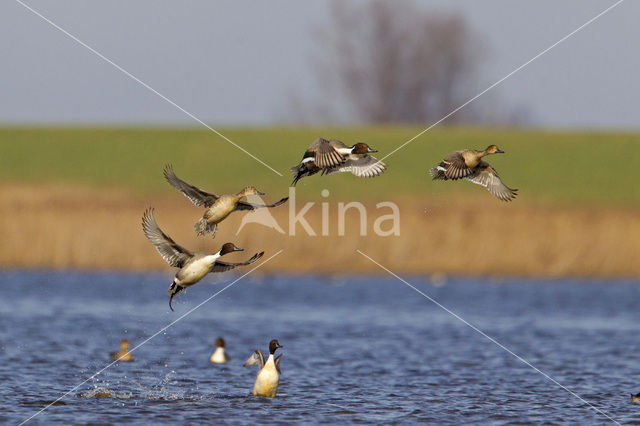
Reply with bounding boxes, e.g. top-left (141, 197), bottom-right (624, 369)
top-left (2, 184), bottom-right (639, 278)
